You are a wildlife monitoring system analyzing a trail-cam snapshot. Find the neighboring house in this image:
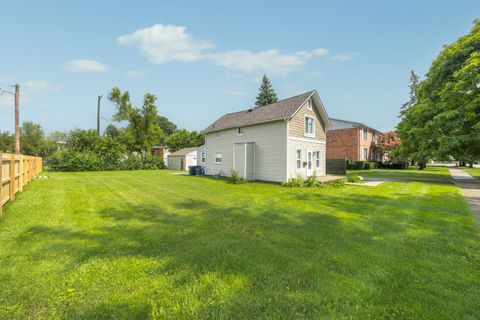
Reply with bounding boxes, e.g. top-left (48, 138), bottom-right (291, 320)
top-left (152, 146), bottom-right (170, 166)
top-left (326, 118), bottom-right (383, 161)
top-left (201, 90), bottom-right (332, 182)
top-left (167, 147), bottom-right (197, 170)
